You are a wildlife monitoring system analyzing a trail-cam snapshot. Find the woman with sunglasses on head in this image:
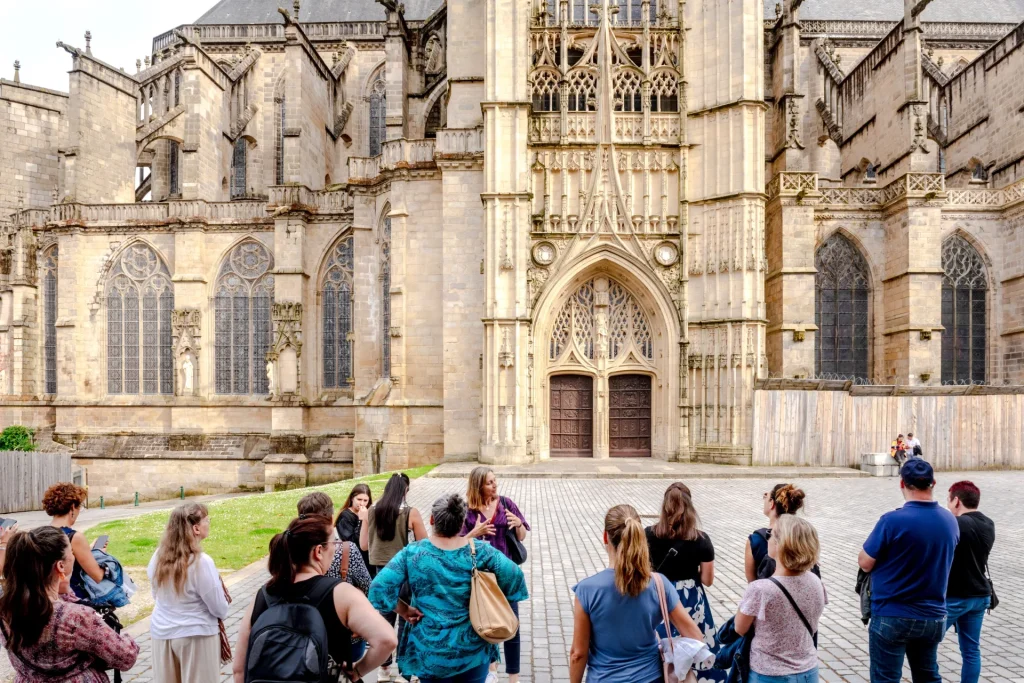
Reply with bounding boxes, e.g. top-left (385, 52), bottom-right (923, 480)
top-left (232, 515), bottom-right (395, 683)
top-left (745, 484), bottom-right (806, 583)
